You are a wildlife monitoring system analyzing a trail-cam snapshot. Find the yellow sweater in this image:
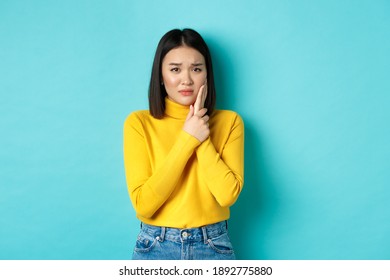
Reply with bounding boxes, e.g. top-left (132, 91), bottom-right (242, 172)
top-left (123, 98), bottom-right (244, 228)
